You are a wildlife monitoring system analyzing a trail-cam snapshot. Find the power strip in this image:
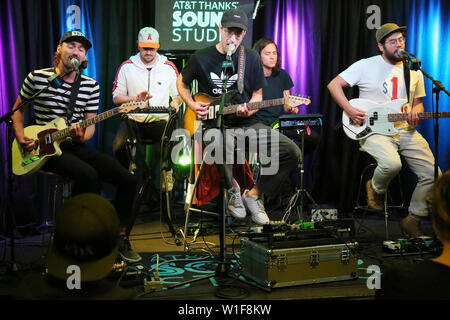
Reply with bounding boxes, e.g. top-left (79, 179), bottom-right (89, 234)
top-left (144, 277), bottom-right (163, 292)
